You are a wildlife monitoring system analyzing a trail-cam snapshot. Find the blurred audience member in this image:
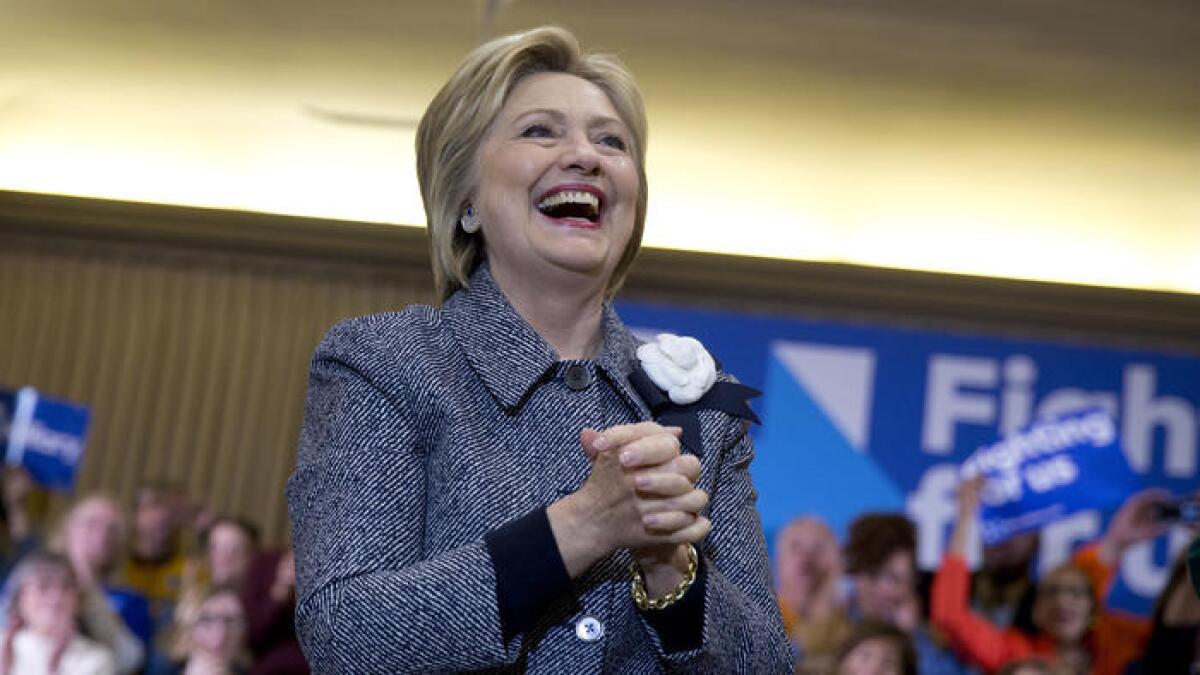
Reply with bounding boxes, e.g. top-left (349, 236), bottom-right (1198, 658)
top-left (0, 551), bottom-right (116, 674)
top-left (0, 470), bottom-right (42, 584)
top-left (932, 479), bottom-right (1166, 675)
top-left (845, 515), bottom-right (918, 626)
top-left (973, 531), bottom-right (1040, 628)
top-left (204, 519), bottom-right (258, 590)
top-left (833, 620), bottom-right (917, 675)
top-left (240, 548), bottom-right (307, 675)
top-left (172, 517), bottom-right (289, 672)
top-left (1125, 533), bottom-right (1200, 674)
top-left (845, 513), bottom-right (975, 675)
top-left (50, 495), bottom-right (147, 673)
top-left (774, 516), bottom-right (848, 671)
top-left (157, 586), bottom-right (247, 675)
top-left (180, 517), bottom-right (260, 610)
top-left (121, 484), bottom-right (189, 621)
